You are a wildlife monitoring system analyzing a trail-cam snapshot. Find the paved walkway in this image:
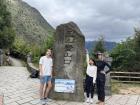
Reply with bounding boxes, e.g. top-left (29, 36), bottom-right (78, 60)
top-left (0, 66), bottom-right (140, 105)
top-left (10, 57), bottom-right (24, 67)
